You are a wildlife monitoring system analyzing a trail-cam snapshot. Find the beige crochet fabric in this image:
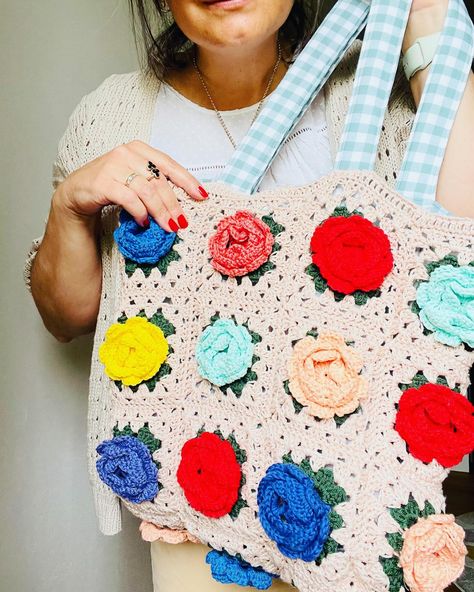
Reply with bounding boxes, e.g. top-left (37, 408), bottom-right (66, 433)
top-left (97, 171), bottom-right (474, 592)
